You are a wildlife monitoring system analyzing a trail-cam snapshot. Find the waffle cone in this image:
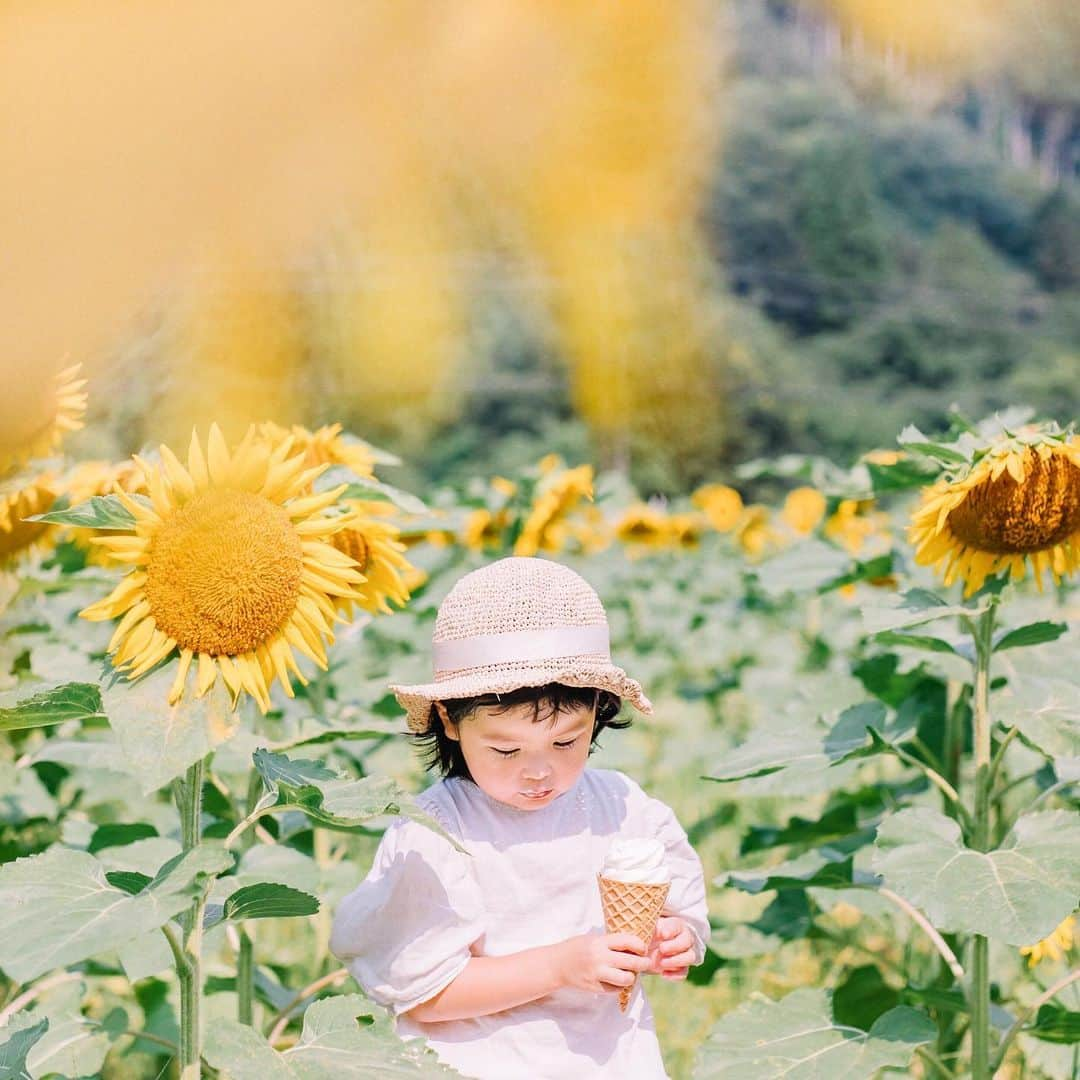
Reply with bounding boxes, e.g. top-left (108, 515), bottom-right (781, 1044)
top-left (597, 873), bottom-right (670, 1012)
